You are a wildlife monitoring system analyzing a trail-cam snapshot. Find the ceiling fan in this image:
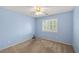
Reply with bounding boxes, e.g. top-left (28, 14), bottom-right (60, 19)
top-left (34, 6), bottom-right (48, 15)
